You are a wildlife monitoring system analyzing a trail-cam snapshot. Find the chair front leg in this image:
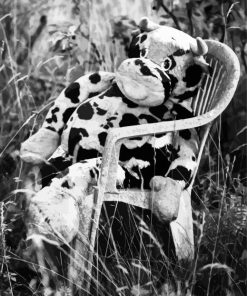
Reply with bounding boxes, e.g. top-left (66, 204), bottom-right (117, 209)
top-left (170, 187), bottom-right (194, 261)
